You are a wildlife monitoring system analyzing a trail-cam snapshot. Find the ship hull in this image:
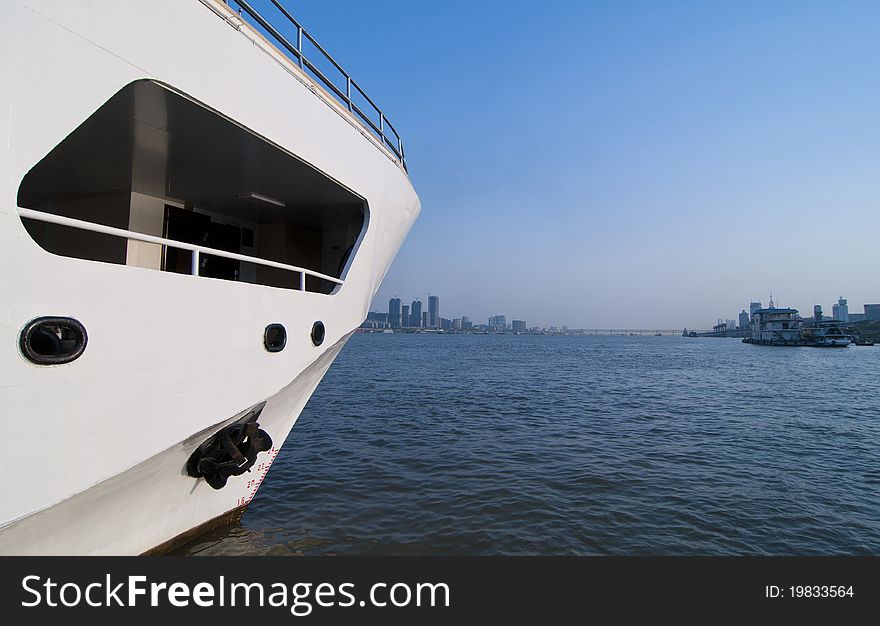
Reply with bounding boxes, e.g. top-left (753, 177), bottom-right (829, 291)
top-left (0, 335), bottom-right (348, 556)
top-left (812, 339), bottom-right (851, 347)
top-left (0, 0), bottom-right (418, 554)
